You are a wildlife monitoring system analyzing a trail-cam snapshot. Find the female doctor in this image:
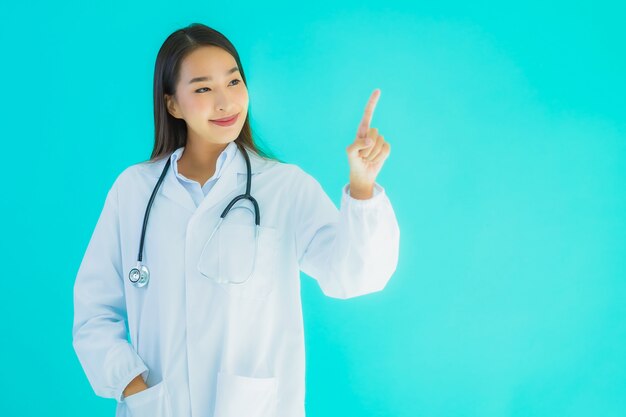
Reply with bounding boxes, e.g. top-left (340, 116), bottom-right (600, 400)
top-left (72, 23), bottom-right (399, 417)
